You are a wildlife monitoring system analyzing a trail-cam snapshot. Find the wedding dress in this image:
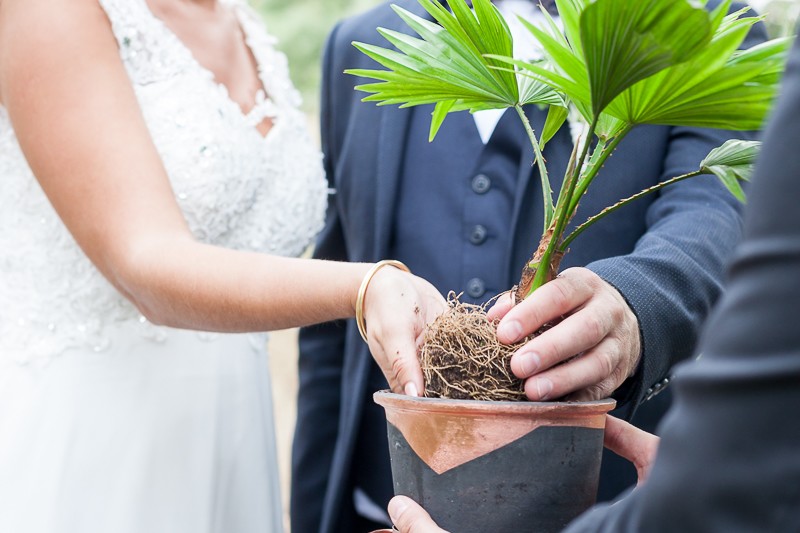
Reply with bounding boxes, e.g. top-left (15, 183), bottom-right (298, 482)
top-left (0, 0), bottom-right (327, 531)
